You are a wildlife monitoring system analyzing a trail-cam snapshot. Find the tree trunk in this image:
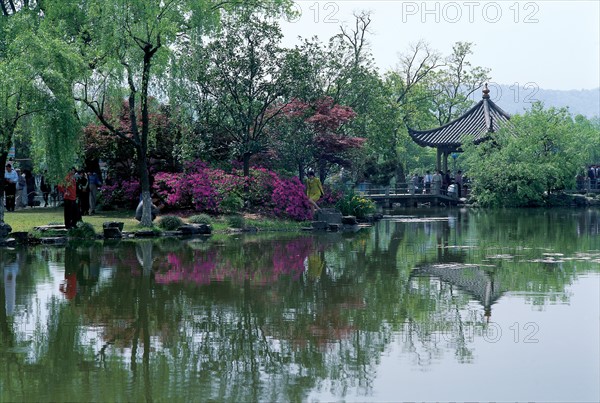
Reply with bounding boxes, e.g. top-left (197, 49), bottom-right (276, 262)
top-left (318, 160), bottom-right (326, 184)
top-left (298, 162), bottom-right (305, 183)
top-left (243, 152), bottom-right (251, 177)
top-left (0, 152), bottom-right (8, 225)
top-left (137, 149), bottom-right (153, 227)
